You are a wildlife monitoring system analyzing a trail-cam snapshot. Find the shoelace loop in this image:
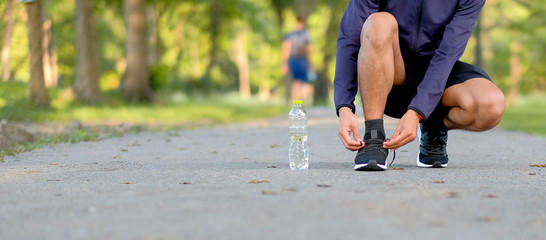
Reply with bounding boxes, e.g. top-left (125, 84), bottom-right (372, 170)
top-left (388, 150), bottom-right (396, 167)
top-left (385, 138), bottom-right (396, 167)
